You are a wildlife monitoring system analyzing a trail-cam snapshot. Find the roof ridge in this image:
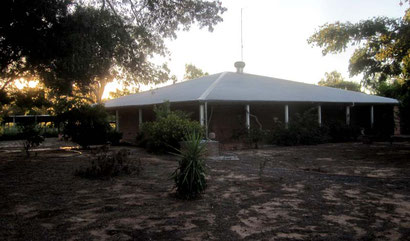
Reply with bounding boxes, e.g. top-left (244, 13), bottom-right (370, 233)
top-left (197, 72), bottom-right (228, 101)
